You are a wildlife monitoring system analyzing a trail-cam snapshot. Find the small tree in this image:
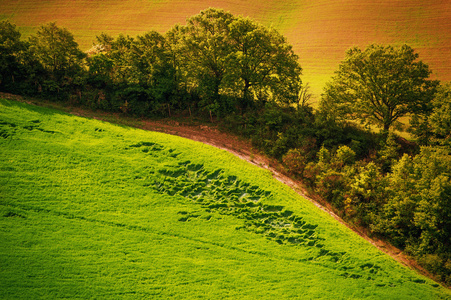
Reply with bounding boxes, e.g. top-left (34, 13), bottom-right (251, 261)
top-left (29, 22), bottom-right (86, 98)
top-left (29, 22), bottom-right (85, 80)
top-left (349, 162), bottom-right (387, 224)
top-left (321, 44), bottom-right (438, 132)
top-left (334, 145), bottom-right (356, 167)
top-left (378, 132), bottom-right (401, 172)
top-left (430, 82), bottom-right (451, 141)
top-left (282, 148), bottom-right (307, 177)
top-left (410, 82), bottom-right (451, 146)
top-left (0, 20), bottom-right (25, 89)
